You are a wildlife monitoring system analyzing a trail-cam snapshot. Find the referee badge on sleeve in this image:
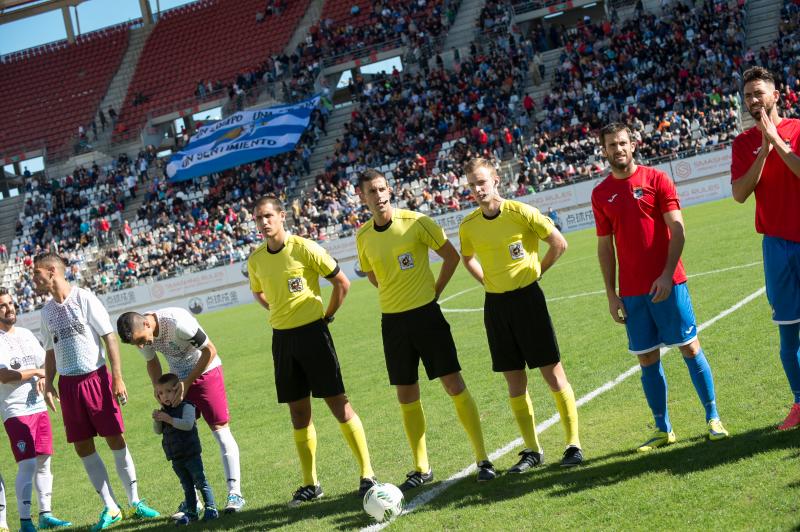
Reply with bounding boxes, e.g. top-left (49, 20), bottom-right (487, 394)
top-left (288, 277), bottom-right (304, 293)
top-left (397, 253), bottom-right (415, 270)
top-left (509, 242), bottom-right (524, 260)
